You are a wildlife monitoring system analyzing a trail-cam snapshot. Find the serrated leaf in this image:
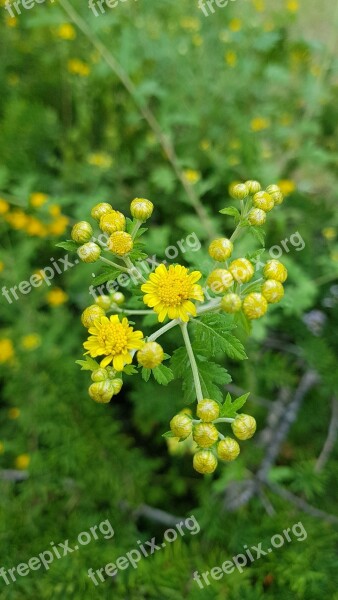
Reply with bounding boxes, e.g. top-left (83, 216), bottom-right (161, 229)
top-left (123, 364), bottom-right (138, 375)
top-left (141, 367), bottom-right (151, 382)
top-left (152, 364), bottom-right (175, 385)
top-left (219, 206), bottom-right (241, 220)
top-left (75, 356), bottom-right (100, 371)
top-left (250, 226), bottom-right (266, 246)
top-left (192, 315), bottom-right (247, 360)
top-left (162, 431), bottom-right (176, 438)
top-left (220, 392), bottom-right (250, 417)
top-left (92, 268), bottom-right (121, 286)
top-left (56, 240), bottom-right (79, 252)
